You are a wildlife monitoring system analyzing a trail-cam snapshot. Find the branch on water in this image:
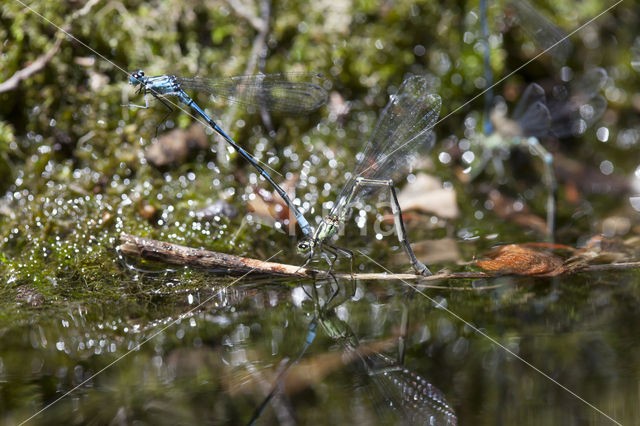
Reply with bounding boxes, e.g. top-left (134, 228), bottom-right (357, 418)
top-left (119, 234), bottom-right (640, 290)
top-left (117, 233), bottom-right (491, 284)
top-left (118, 233), bottom-right (318, 278)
